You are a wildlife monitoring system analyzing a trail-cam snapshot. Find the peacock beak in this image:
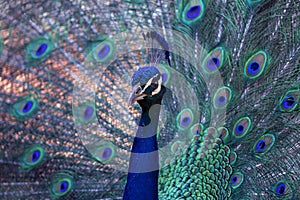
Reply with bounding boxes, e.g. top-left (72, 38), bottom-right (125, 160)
top-left (128, 92), bottom-right (148, 106)
top-left (128, 74), bottom-right (163, 106)
top-left (128, 85), bottom-right (148, 106)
